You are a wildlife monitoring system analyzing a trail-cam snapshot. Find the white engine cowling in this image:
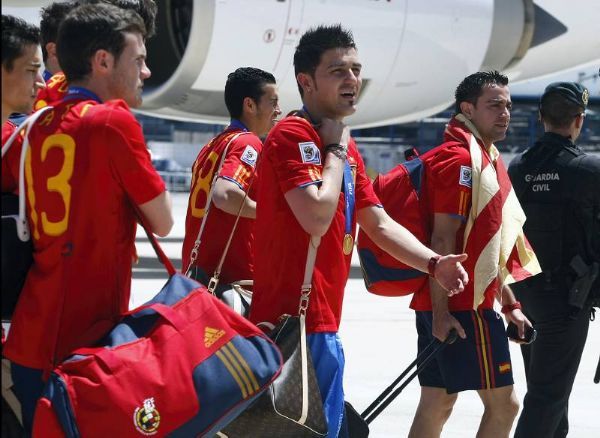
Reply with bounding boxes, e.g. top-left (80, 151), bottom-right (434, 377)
top-left (139, 0), bottom-right (598, 127)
